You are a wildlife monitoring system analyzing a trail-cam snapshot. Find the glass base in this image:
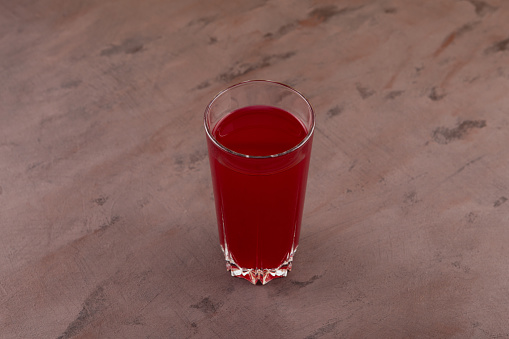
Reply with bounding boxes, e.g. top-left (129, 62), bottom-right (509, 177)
top-left (222, 246), bottom-right (297, 285)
